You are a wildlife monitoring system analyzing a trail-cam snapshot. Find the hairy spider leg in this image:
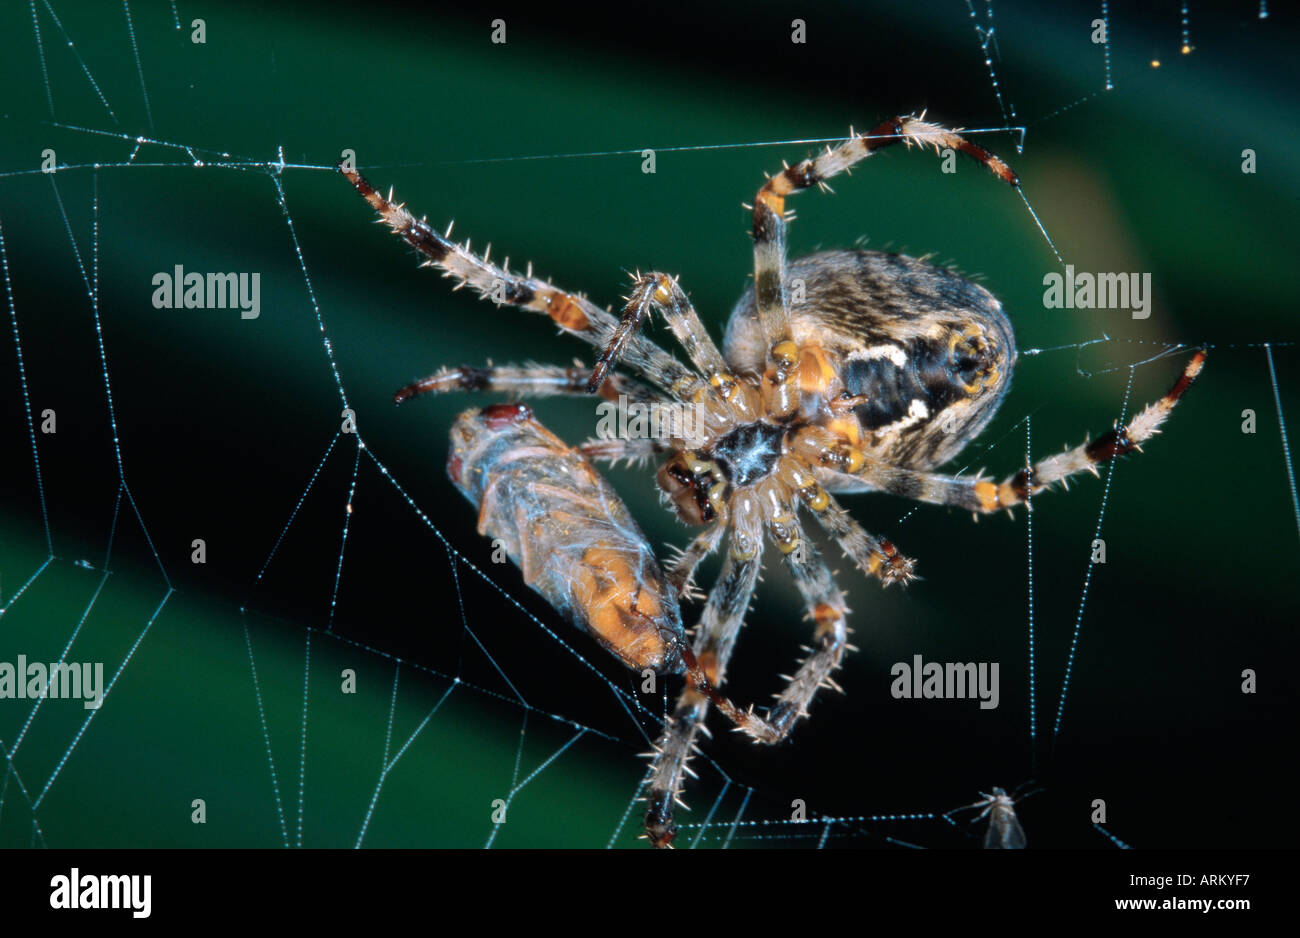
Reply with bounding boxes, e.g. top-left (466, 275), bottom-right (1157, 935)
top-left (661, 523), bottom-right (726, 599)
top-left (392, 362), bottom-right (660, 405)
top-left (643, 549), bottom-right (762, 847)
top-left (807, 351), bottom-right (1206, 513)
top-left (749, 116), bottom-right (1020, 418)
top-left (758, 519), bottom-right (852, 742)
top-left (338, 163), bottom-right (706, 401)
top-left (588, 273), bottom-right (736, 396)
top-left (807, 488), bottom-right (918, 585)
